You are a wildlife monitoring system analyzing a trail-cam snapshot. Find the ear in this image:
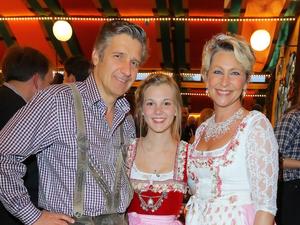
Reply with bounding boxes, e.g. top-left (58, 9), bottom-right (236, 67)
top-left (69, 74), bottom-right (76, 82)
top-left (202, 73), bottom-right (208, 83)
top-left (32, 73), bottom-right (39, 90)
top-left (243, 76), bottom-right (249, 90)
top-left (92, 49), bottom-right (99, 66)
